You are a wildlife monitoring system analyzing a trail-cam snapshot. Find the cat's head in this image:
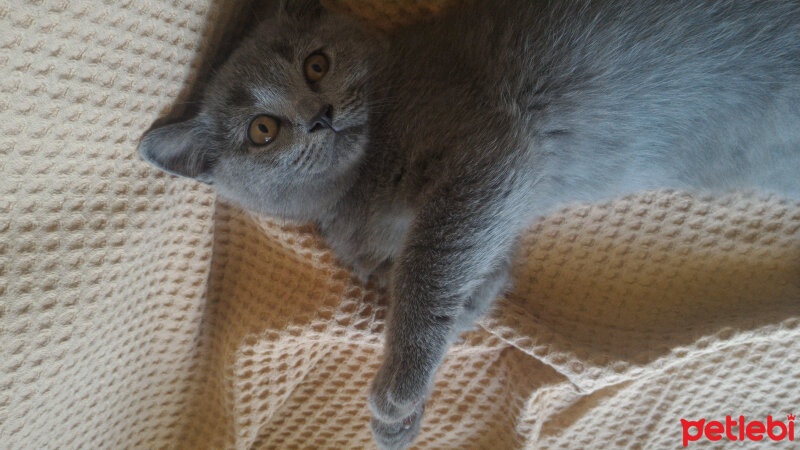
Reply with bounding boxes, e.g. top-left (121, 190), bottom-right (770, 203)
top-left (138, 0), bottom-right (382, 219)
